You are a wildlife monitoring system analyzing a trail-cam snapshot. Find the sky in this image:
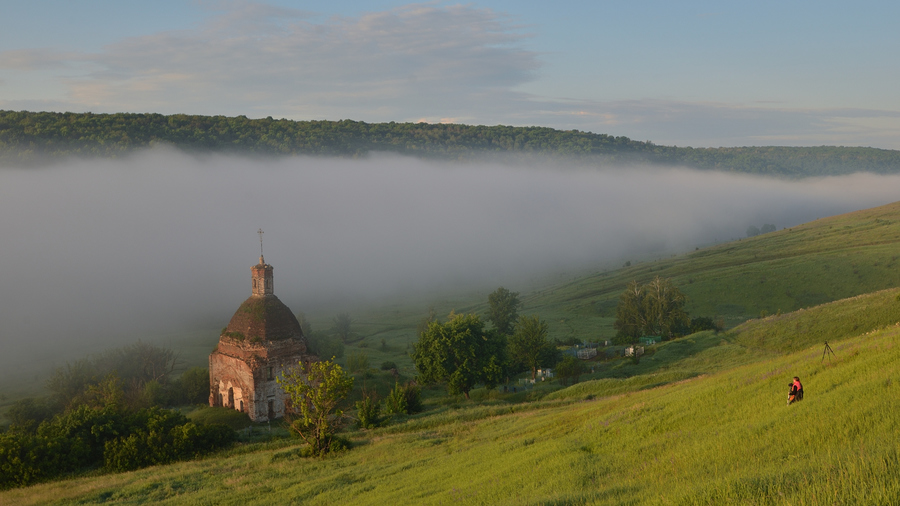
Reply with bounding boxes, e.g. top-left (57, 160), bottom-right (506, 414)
top-left (1, 0), bottom-right (899, 148)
